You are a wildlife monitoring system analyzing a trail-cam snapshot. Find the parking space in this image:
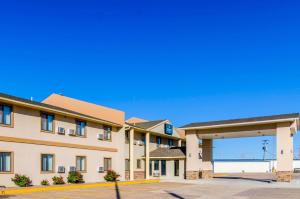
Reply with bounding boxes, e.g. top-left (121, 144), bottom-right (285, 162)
top-left (2, 177), bottom-right (300, 199)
